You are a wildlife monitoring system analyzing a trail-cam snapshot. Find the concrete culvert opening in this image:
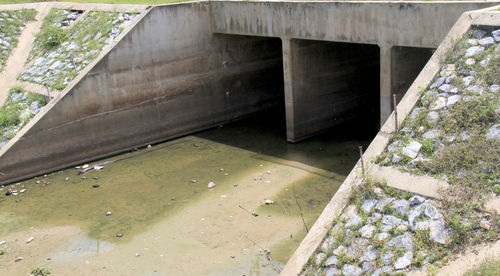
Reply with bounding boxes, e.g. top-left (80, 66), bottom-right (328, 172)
top-left (391, 45), bottom-right (434, 106)
top-left (284, 39), bottom-right (381, 142)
